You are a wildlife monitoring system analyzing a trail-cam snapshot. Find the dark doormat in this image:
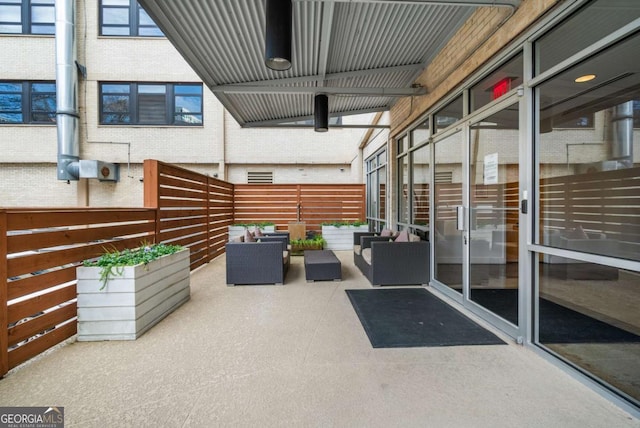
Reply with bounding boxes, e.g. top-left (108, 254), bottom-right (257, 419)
top-left (469, 288), bottom-right (640, 344)
top-left (345, 288), bottom-right (506, 348)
